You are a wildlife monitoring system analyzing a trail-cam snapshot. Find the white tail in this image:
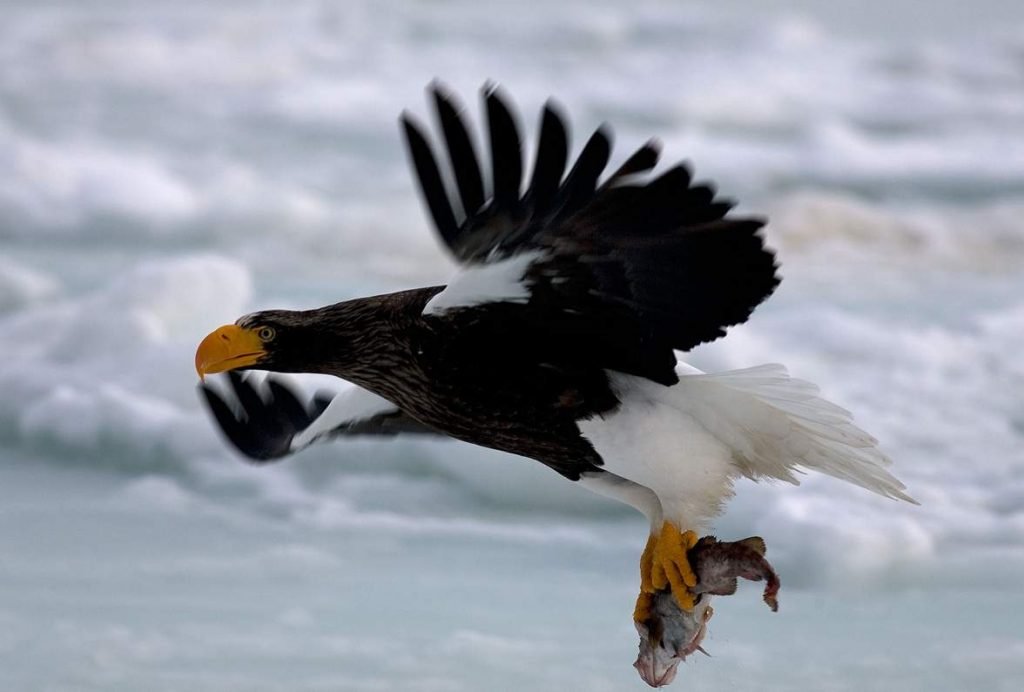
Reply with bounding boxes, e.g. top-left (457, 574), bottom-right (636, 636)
top-left (674, 364), bottom-right (916, 503)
